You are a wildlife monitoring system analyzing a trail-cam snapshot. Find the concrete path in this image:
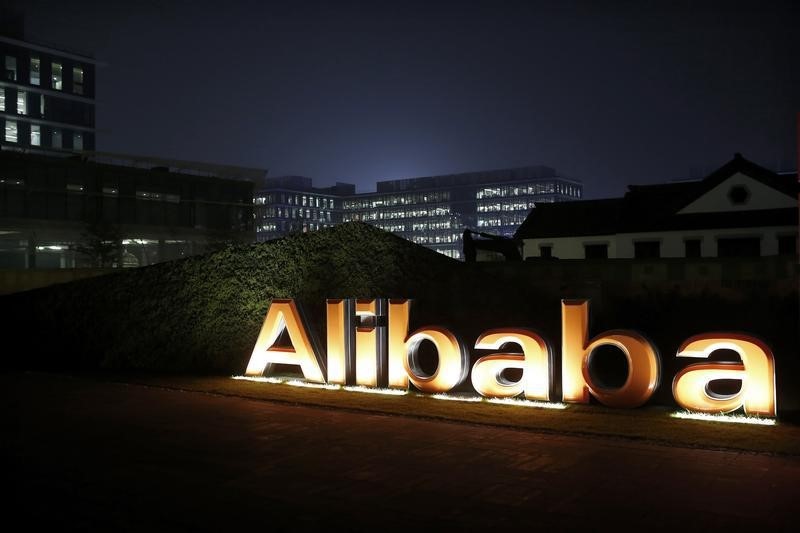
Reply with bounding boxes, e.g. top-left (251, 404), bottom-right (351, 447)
top-left (4, 373), bottom-right (799, 531)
